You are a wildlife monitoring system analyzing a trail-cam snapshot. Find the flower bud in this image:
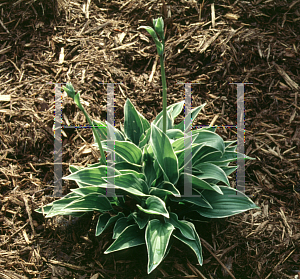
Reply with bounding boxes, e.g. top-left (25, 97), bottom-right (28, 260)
top-left (153, 17), bottom-right (164, 41)
top-left (63, 83), bottom-right (76, 100)
top-left (137, 25), bottom-right (164, 56)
